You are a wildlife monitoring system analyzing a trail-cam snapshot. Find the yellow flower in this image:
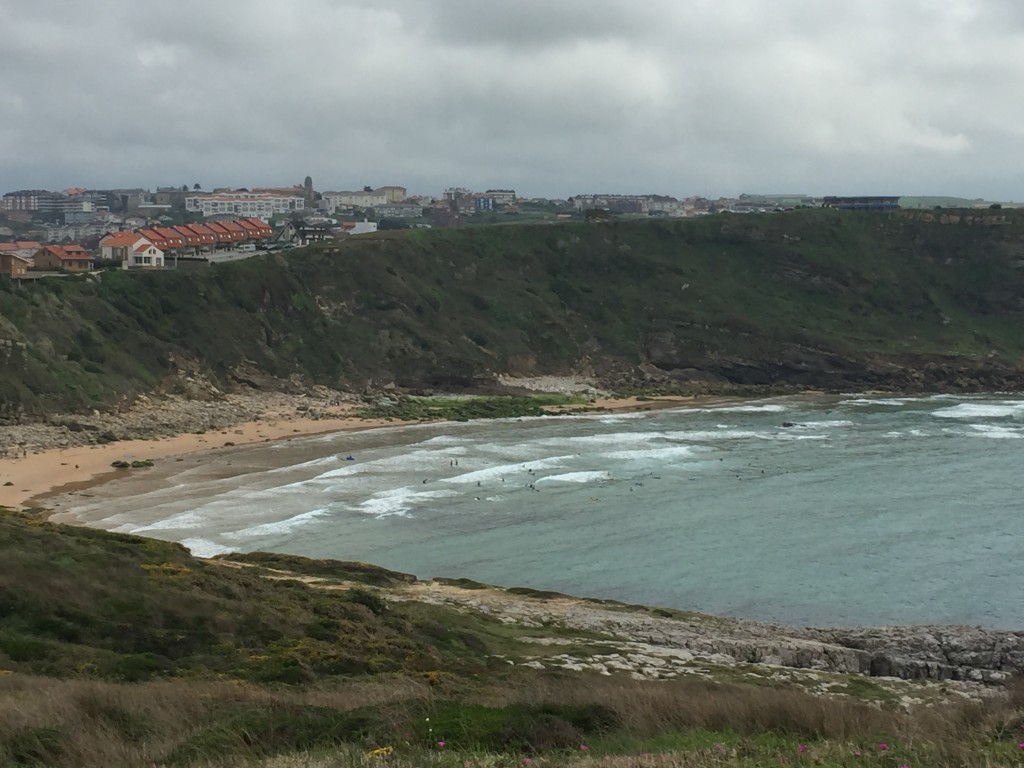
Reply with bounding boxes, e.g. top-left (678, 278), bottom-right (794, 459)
top-left (367, 746), bottom-right (394, 758)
